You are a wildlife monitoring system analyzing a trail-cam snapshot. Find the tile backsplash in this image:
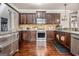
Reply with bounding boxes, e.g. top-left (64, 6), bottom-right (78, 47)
top-left (19, 24), bottom-right (58, 30)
